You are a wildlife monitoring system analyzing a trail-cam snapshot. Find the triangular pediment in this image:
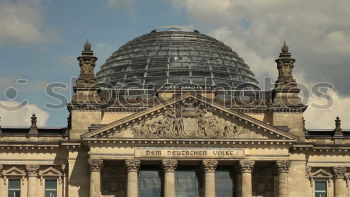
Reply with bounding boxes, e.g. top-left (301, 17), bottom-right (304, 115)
top-left (83, 94), bottom-right (297, 141)
top-left (311, 169), bottom-right (333, 178)
top-left (3, 167), bottom-right (26, 176)
top-left (39, 167), bottom-right (62, 177)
